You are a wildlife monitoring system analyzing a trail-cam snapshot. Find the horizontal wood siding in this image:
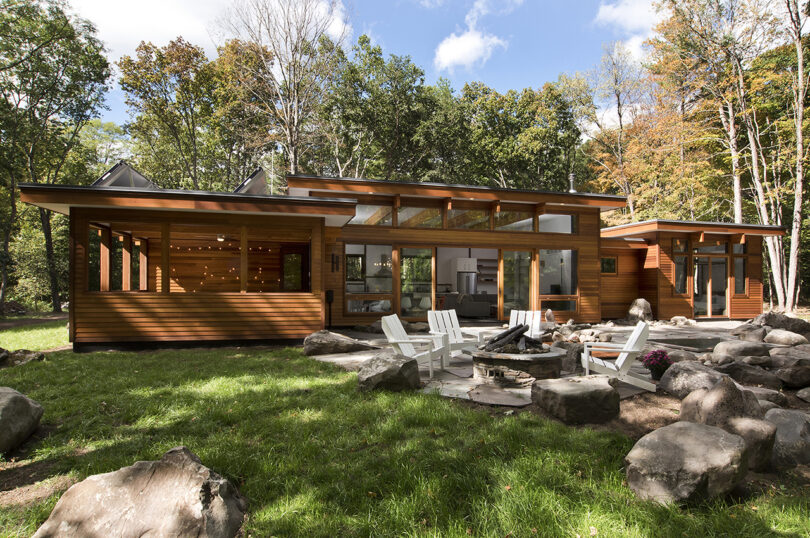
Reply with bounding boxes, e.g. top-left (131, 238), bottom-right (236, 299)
top-left (599, 248), bottom-right (641, 320)
top-left (71, 208), bottom-right (325, 344)
top-left (657, 232), bottom-right (693, 319)
top-left (730, 238), bottom-right (764, 319)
